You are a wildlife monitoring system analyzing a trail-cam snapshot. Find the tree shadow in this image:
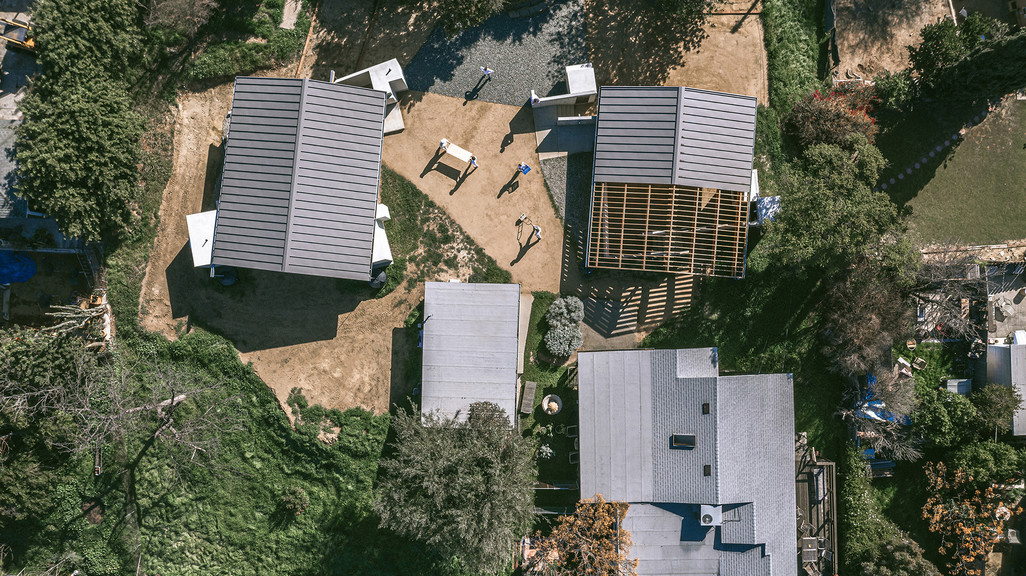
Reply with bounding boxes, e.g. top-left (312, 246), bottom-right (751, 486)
top-left (585, 0), bottom-right (709, 86)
